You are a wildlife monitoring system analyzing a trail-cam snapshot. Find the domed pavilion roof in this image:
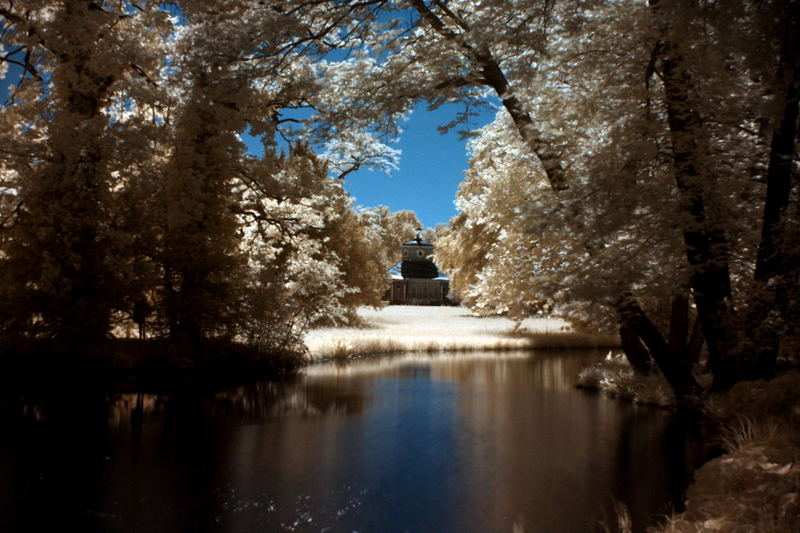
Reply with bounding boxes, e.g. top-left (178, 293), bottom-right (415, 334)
top-left (402, 238), bottom-right (433, 247)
